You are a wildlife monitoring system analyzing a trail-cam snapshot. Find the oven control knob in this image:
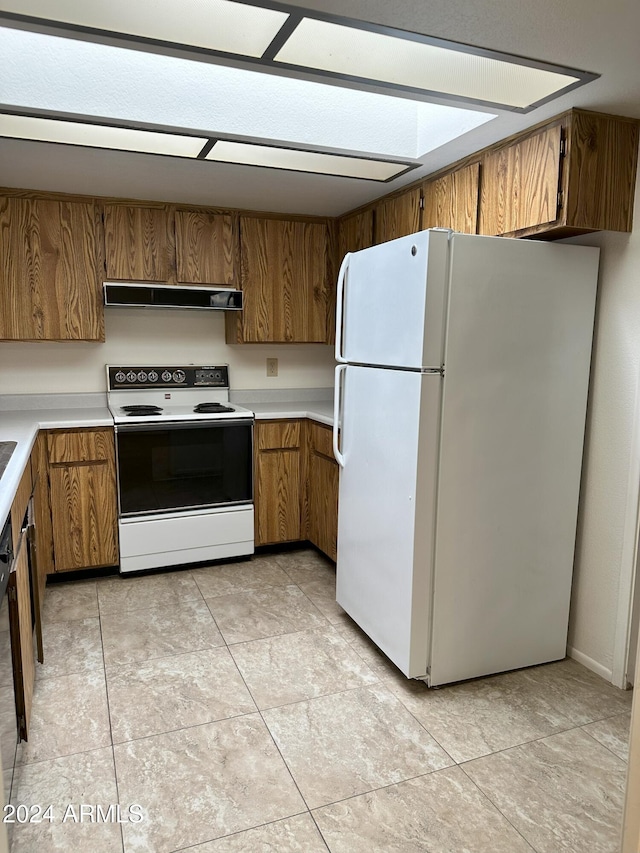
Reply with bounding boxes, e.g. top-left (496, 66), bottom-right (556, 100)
top-left (148, 371), bottom-right (158, 382)
top-left (115, 371), bottom-right (126, 384)
top-left (161, 371), bottom-right (172, 382)
top-left (126, 371), bottom-right (137, 383)
top-left (173, 370), bottom-right (186, 383)
top-left (137, 371), bottom-right (147, 382)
